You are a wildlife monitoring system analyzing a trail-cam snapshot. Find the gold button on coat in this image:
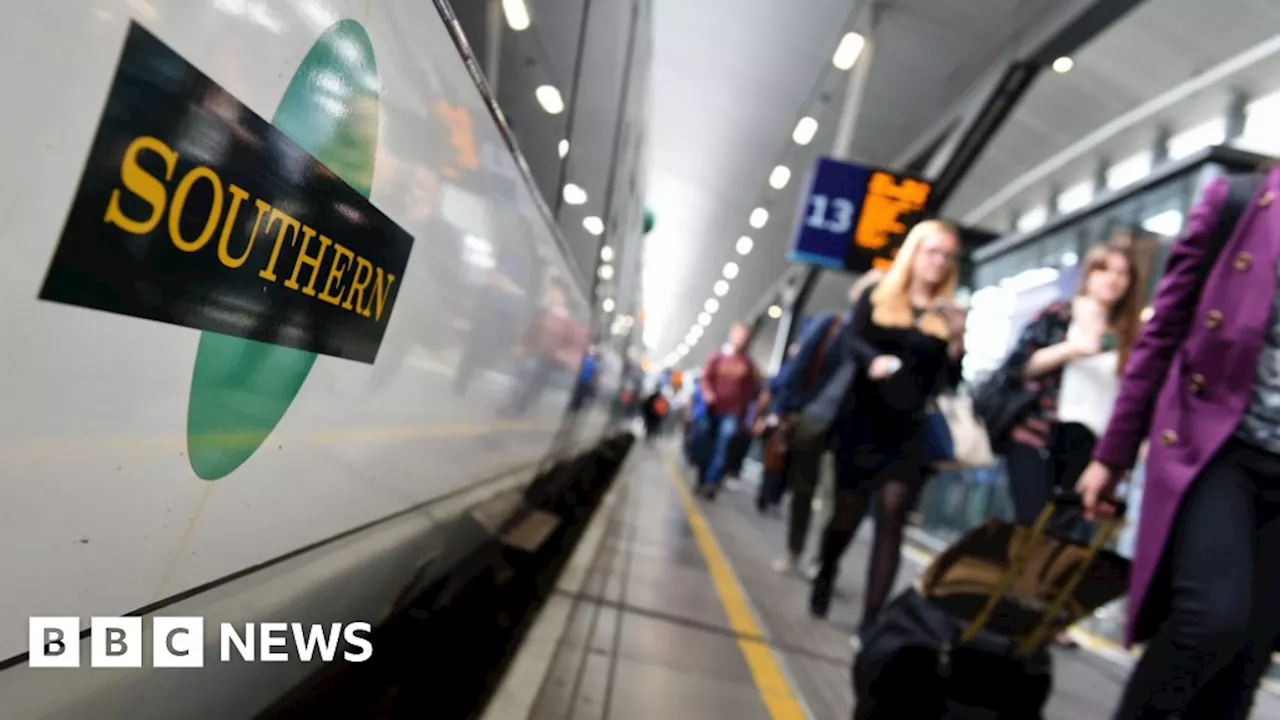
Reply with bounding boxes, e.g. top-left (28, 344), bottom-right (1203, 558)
top-left (1189, 373), bottom-right (1205, 394)
top-left (1206, 309), bottom-right (1223, 329)
top-left (1235, 252), bottom-right (1253, 271)
top-left (1261, 190), bottom-right (1275, 208)
top-left (1161, 430), bottom-right (1178, 446)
